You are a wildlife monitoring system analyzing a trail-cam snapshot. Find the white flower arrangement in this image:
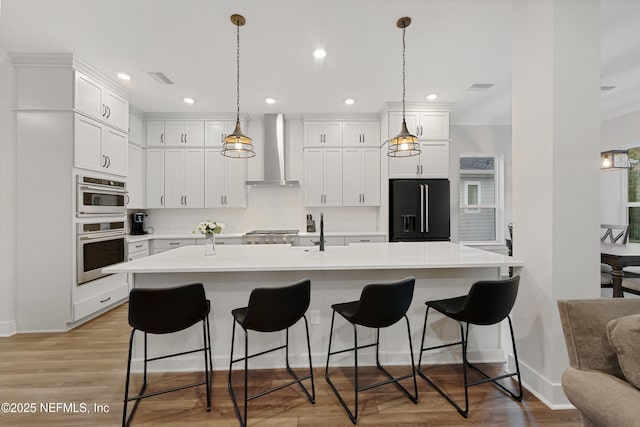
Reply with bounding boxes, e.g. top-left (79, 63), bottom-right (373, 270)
top-left (196, 220), bottom-right (225, 235)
